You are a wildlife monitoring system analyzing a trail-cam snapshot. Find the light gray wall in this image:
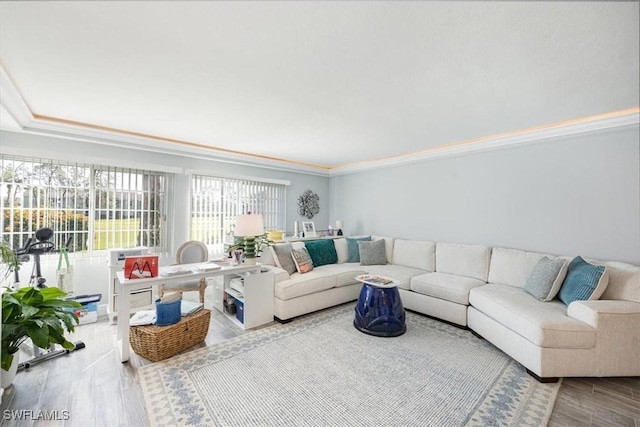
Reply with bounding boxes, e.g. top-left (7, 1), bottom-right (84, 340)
top-left (329, 125), bottom-right (640, 265)
top-left (0, 130), bottom-right (330, 301)
top-left (0, 131), bottom-right (330, 240)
